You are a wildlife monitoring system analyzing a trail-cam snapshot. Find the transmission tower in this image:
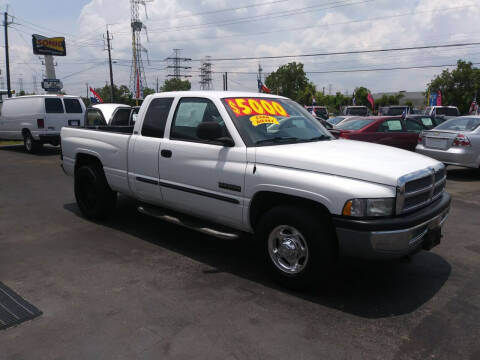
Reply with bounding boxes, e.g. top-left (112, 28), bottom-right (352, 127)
top-left (199, 56), bottom-right (212, 90)
top-left (166, 49), bottom-right (192, 79)
top-left (18, 74), bottom-right (24, 94)
top-left (257, 64), bottom-right (263, 82)
top-left (129, 0), bottom-right (151, 100)
top-left (32, 75), bottom-right (38, 94)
